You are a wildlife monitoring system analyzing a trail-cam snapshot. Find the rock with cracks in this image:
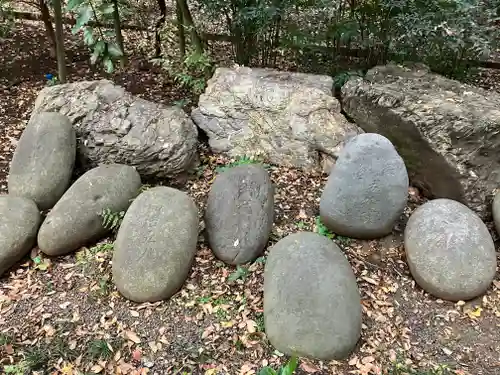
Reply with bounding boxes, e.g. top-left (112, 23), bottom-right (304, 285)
top-left (205, 164), bottom-right (274, 265)
top-left (405, 198), bottom-right (496, 302)
top-left (112, 187), bottom-right (199, 303)
top-left (192, 66), bottom-right (362, 171)
top-left (341, 63), bottom-right (500, 219)
top-left (264, 232), bottom-right (362, 360)
top-left (31, 80), bottom-right (199, 180)
top-left (320, 133), bottom-right (408, 239)
top-left (38, 164), bottom-right (142, 256)
top-left (0, 196), bottom-right (42, 277)
top-left (8, 112), bottom-right (76, 210)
